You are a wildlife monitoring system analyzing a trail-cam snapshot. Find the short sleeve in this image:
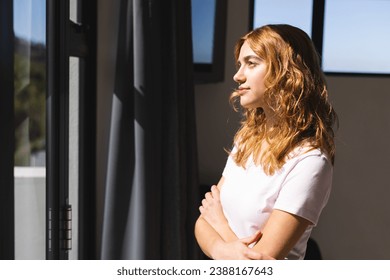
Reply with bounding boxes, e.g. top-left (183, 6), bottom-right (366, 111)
top-left (273, 154), bottom-right (333, 226)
